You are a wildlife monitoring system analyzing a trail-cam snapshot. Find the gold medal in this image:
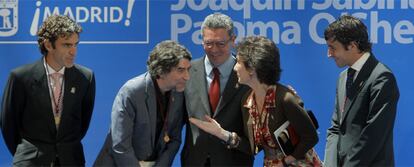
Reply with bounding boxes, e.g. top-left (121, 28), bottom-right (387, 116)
top-left (164, 133), bottom-right (170, 143)
top-left (54, 116), bottom-right (61, 125)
